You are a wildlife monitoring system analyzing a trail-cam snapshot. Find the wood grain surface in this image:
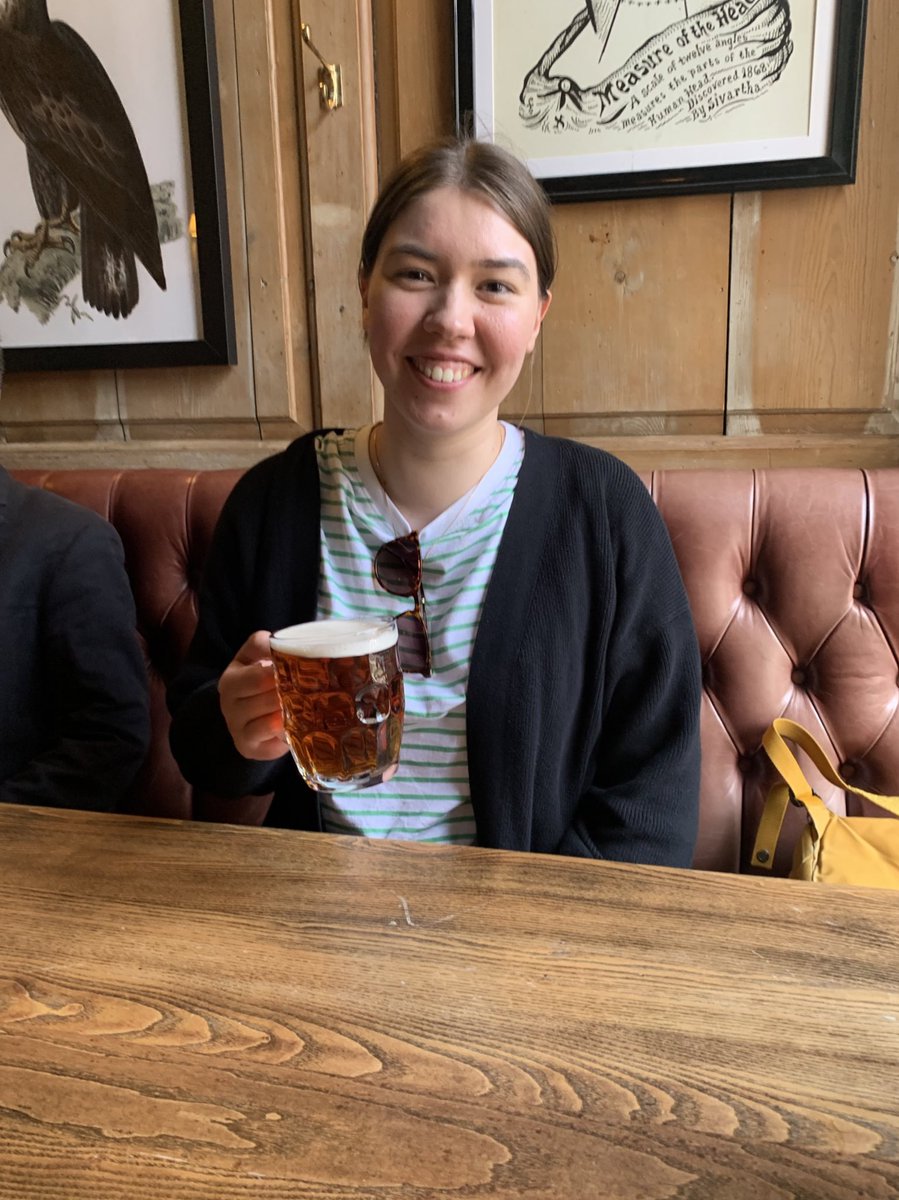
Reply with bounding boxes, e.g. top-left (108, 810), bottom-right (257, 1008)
top-left (1, 805), bottom-right (897, 1199)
